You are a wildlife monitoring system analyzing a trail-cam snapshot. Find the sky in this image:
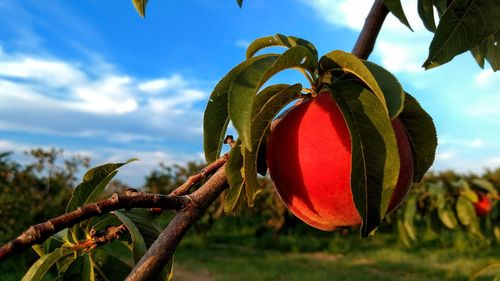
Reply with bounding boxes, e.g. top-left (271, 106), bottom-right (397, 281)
top-left (0, 0), bottom-right (498, 186)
